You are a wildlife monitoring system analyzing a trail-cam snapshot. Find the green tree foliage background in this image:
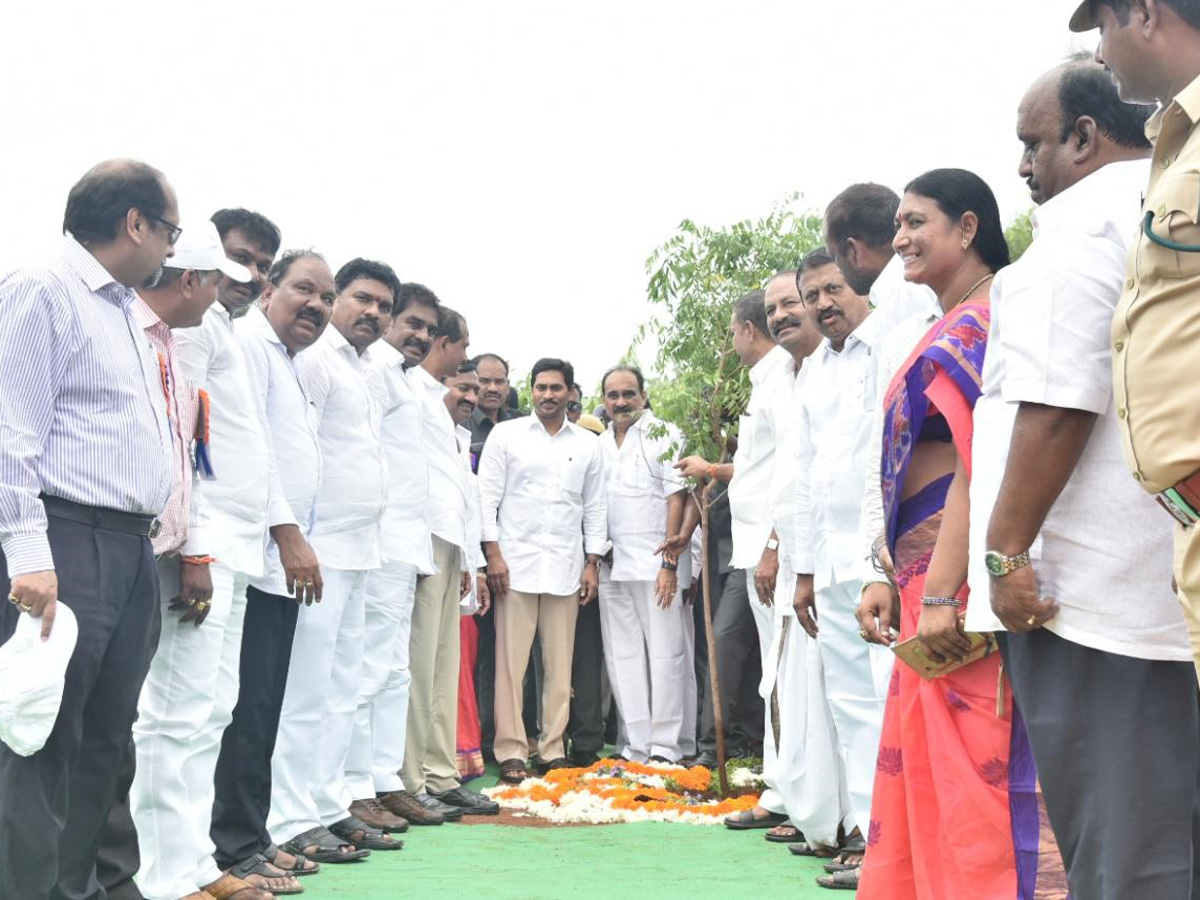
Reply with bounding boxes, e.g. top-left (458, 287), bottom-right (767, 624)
top-left (639, 193), bottom-right (825, 461)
